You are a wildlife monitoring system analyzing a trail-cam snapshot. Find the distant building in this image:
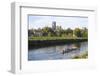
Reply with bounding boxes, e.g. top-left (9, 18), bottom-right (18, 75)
top-left (34, 30), bottom-right (43, 36)
top-left (52, 21), bottom-right (56, 31)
